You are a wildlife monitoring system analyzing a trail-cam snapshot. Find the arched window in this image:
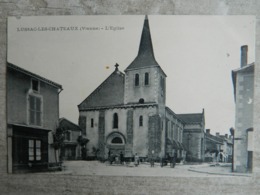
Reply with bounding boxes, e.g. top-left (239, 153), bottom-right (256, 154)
top-left (113, 113), bottom-right (118, 128)
top-left (111, 137), bottom-right (123, 144)
top-left (145, 72), bottom-right (149, 85)
top-left (139, 116), bottom-right (143, 127)
top-left (135, 74), bottom-right (139, 86)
